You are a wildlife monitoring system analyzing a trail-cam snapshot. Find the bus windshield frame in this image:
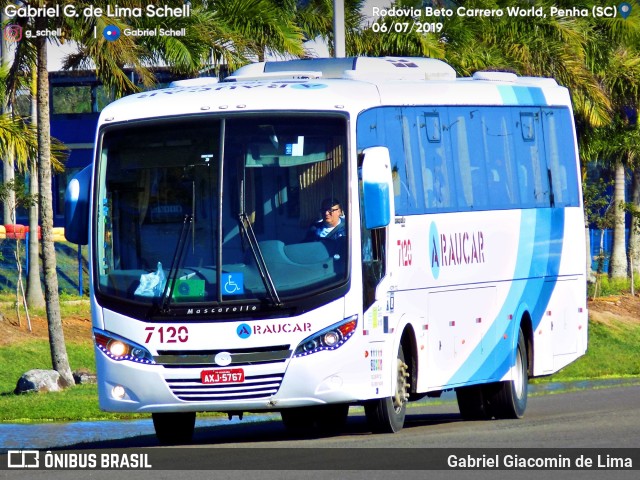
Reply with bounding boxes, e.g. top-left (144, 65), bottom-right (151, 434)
top-left (93, 113), bottom-right (350, 317)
